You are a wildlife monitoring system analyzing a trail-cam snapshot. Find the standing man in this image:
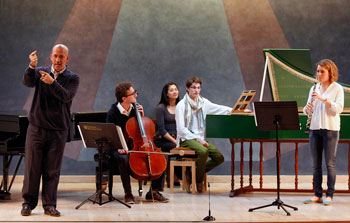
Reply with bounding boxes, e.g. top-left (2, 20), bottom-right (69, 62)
top-left (175, 77), bottom-right (231, 192)
top-left (21, 44), bottom-right (80, 217)
top-left (106, 82), bottom-right (168, 204)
